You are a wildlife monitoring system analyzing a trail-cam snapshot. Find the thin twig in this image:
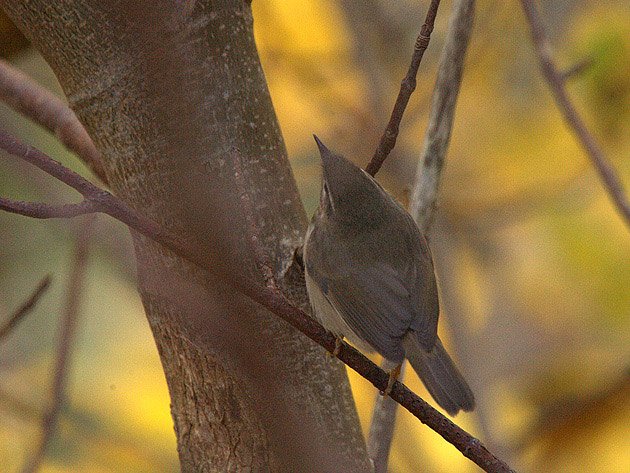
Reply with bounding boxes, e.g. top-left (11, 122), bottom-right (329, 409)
top-left (365, 0), bottom-right (442, 176)
top-left (0, 130), bottom-right (185, 259)
top-left (20, 218), bottom-right (93, 473)
top-left (410, 0), bottom-right (476, 233)
top-left (0, 198), bottom-right (97, 218)
top-left (367, 2), bottom-right (477, 469)
top-left (561, 56), bottom-right (593, 82)
top-left (519, 0), bottom-right (630, 227)
top-left (0, 132), bottom-right (513, 472)
top-left (0, 275), bottom-right (51, 340)
top-left (0, 59), bottom-right (108, 184)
